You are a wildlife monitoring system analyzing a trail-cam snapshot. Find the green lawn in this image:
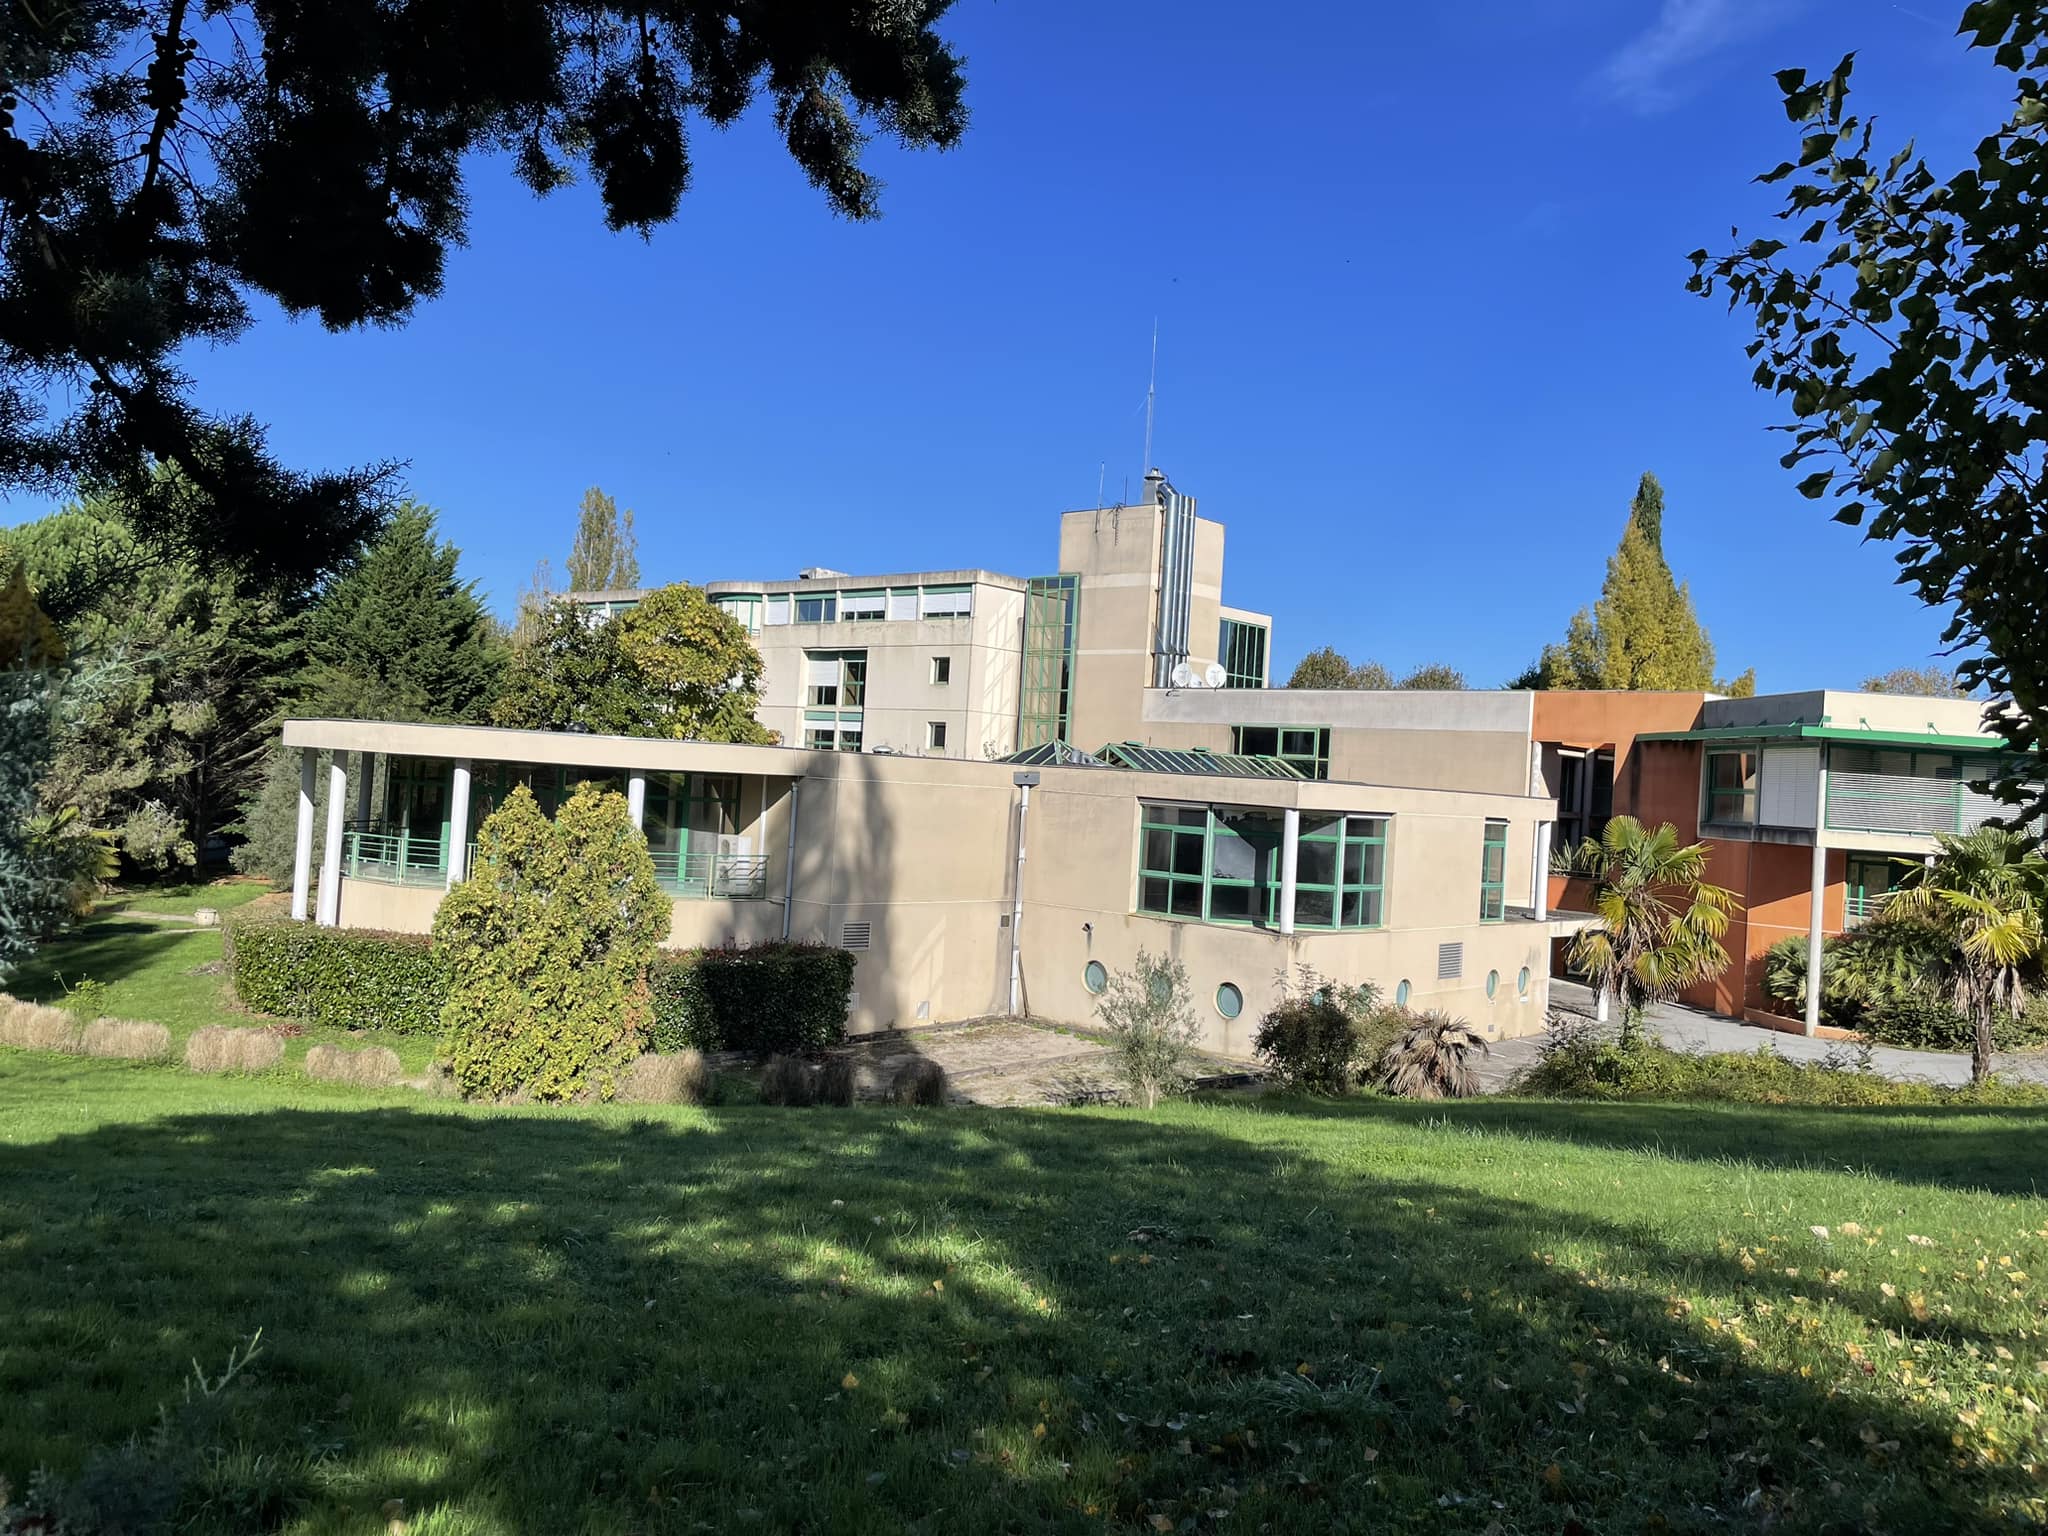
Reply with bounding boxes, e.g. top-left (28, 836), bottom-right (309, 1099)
top-left (1, 1049), bottom-right (2044, 1534)
top-left (103, 877), bottom-right (275, 918)
top-left (6, 903), bottom-right (438, 1074)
